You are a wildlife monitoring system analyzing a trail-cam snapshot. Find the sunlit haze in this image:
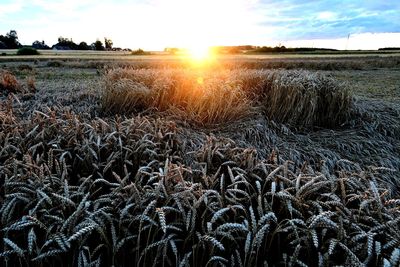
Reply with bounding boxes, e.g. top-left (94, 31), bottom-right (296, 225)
top-left (0, 0), bottom-right (399, 50)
